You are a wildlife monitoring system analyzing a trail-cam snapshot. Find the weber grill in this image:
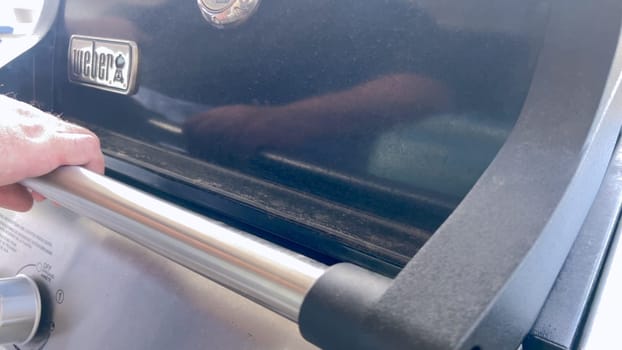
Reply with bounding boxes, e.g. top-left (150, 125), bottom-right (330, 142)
top-left (1, 0), bottom-right (622, 349)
